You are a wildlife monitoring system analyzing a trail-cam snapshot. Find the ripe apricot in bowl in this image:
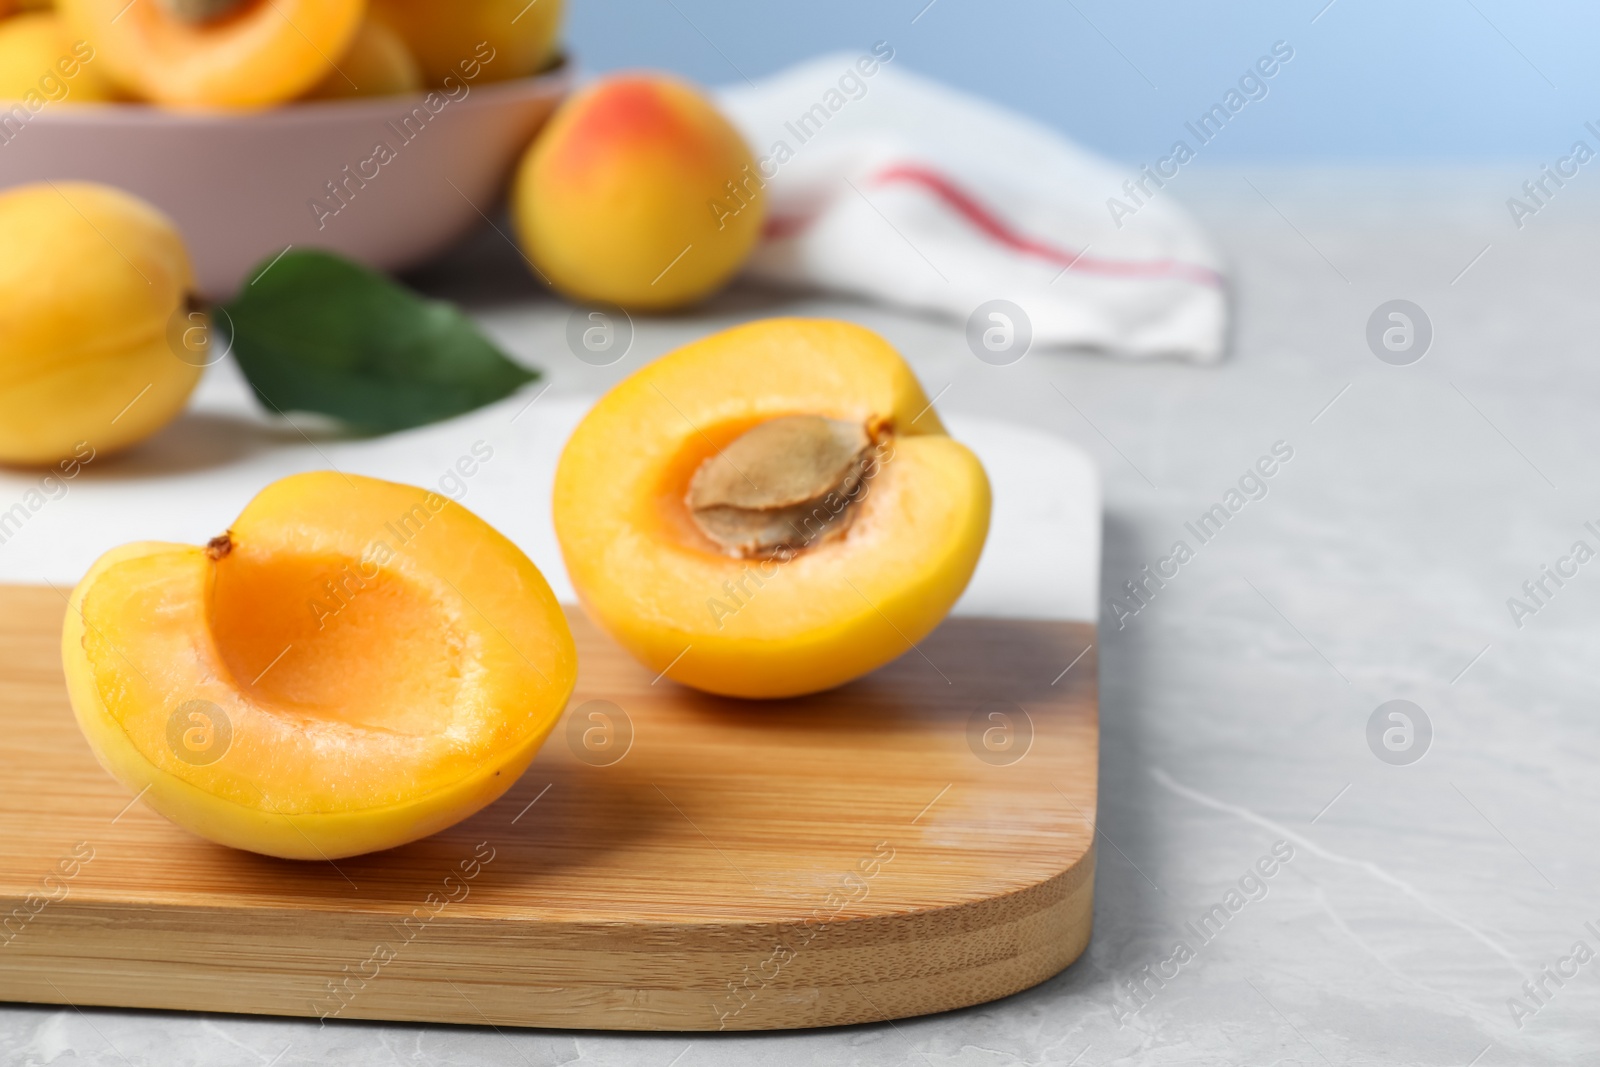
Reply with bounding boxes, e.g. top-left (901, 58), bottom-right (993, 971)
top-left (511, 72), bottom-right (765, 310)
top-left (372, 0), bottom-right (563, 87)
top-left (304, 12), bottom-right (420, 101)
top-left (59, 0), bottom-right (364, 108)
top-left (0, 182), bottom-right (202, 466)
top-left (62, 472), bottom-right (579, 860)
top-left (0, 11), bottom-right (117, 102)
top-left (553, 318), bottom-right (991, 699)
